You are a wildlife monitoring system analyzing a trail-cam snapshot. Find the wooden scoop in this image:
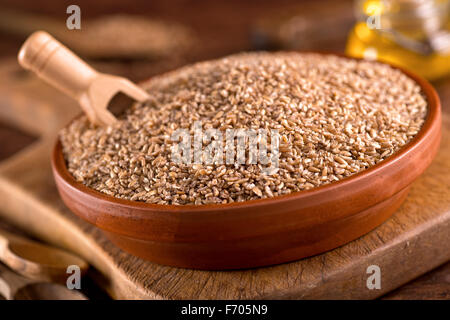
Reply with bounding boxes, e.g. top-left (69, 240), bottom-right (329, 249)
top-left (17, 30), bottom-right (150, 126)
top-left (0, 229), bottom-right (88, 283)
top-left (0, 263), bottom-right (87, 300)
